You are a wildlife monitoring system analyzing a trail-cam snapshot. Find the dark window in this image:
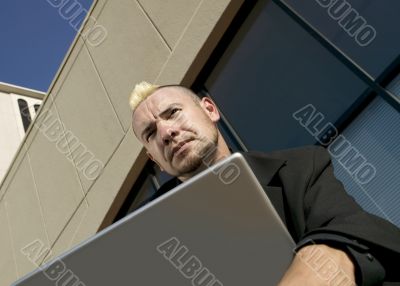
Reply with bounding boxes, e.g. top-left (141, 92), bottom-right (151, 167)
top-left (34, 104), bottom-right (41, 113)
top-left (332, 95), bottom-right (400, 227)
top-left (205, 0), bottom-right (368, 152)
top-left (200, 0), bottom-right (400, 225)
top-left (282, 0), bottom-right (400, 79)
top-left (18, 99), bottom-right (32, 132)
